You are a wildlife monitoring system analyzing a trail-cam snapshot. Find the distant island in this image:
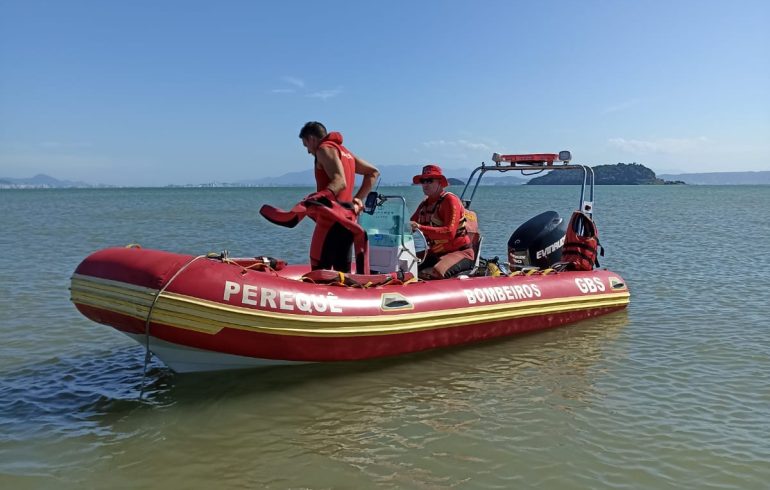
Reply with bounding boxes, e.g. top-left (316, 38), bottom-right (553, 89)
top-left (527, 163), bottom-right (683, 185)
